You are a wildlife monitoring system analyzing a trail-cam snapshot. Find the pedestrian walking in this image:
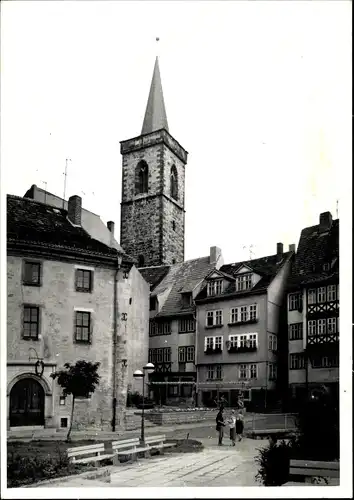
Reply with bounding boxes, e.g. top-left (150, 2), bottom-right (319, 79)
top-left (236, 411), bottom-right (244, 441)
top-left (216, 407), bottom-right (225, 446)
top-left (228, 410), bottom-right (236, 446)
